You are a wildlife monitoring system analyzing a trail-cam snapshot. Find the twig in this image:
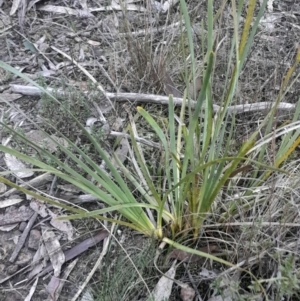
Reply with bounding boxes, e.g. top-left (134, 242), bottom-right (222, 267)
top-left (9, 212), bottom-right (38, 262)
